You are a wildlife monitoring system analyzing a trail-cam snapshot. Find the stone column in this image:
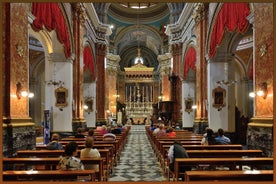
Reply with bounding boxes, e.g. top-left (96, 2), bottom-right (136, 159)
top-left (96, 43), bottom-right (107, 125)
top-left (192, 3), bottom-right (208, 134)
top-left (105, 53), bottom-right (120, 123)
top-left (171, 44), bottom-right (183, 123)
top-left (72, 3), bottom-right (86, 131)
top-left (3, 3), bottom-right (35, 157)
top-left (157, 53), bottom-right (172, 101)
top-left (247, 3), bottom-right (273, 157)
